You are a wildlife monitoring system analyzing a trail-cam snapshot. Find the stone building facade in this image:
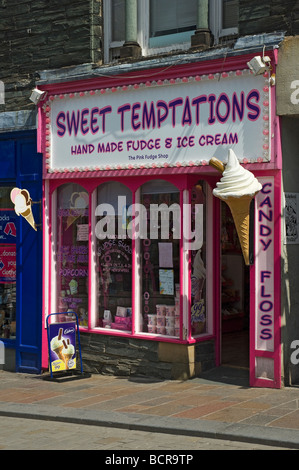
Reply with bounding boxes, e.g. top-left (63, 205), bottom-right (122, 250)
top-left (1, 1), bottom-right (299, 115)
